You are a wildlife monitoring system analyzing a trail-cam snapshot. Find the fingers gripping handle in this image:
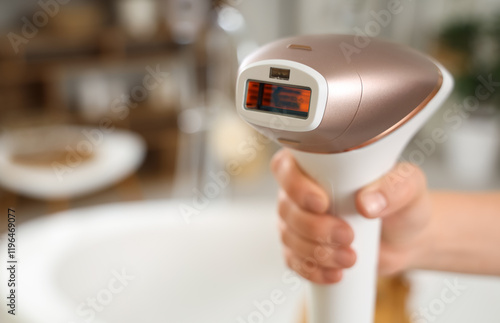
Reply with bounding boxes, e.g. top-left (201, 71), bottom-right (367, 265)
top-left (308, 215), bottom-right (381, 323)
top-left (307, 220), bottom-right (381, 323)
top-left (291, 149), bottom-right (394, 323)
